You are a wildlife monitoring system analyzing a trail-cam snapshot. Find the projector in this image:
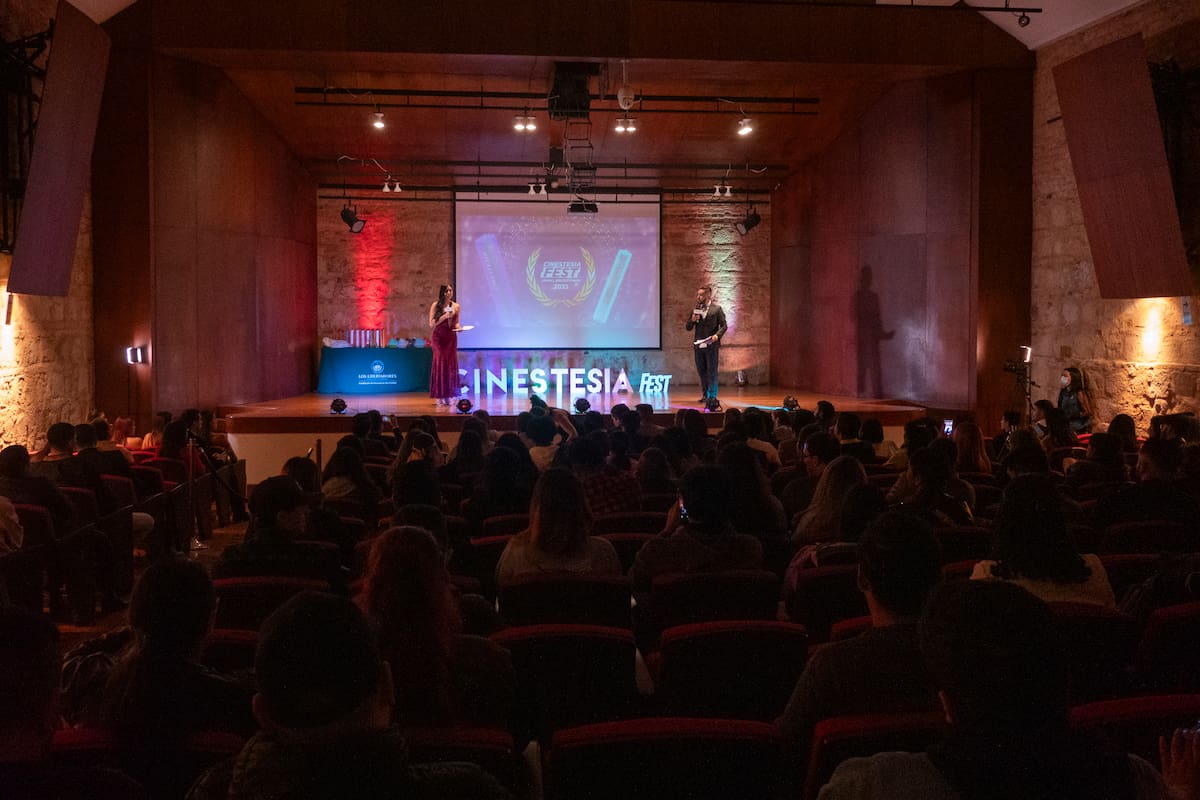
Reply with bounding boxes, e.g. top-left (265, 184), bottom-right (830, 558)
top-left (568, 200), bottom-right (598, 214)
